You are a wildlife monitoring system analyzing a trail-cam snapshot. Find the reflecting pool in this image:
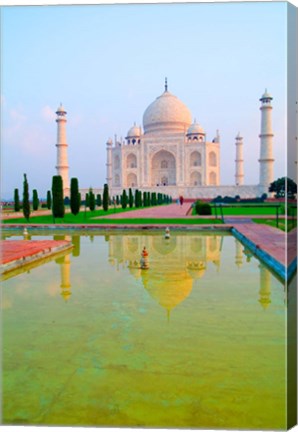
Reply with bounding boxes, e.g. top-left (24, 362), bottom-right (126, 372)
top-left (1, 231), bottom-right (286, 429)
